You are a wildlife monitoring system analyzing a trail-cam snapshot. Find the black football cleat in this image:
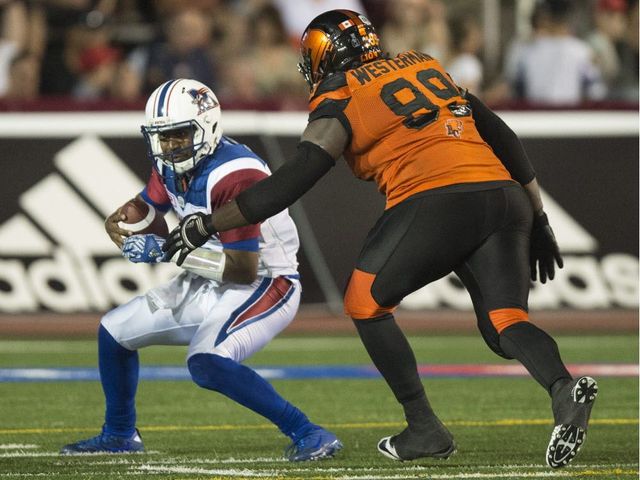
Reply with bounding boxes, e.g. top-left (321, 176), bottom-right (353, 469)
top-left (377, 416), bottom-right (456, 461)
top-left (546, 376), bottom-right (598, 468)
